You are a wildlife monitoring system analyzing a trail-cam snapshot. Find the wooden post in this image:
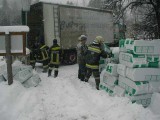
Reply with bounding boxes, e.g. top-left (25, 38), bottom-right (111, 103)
top-left (5, 34), bottom-right (13, 85)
